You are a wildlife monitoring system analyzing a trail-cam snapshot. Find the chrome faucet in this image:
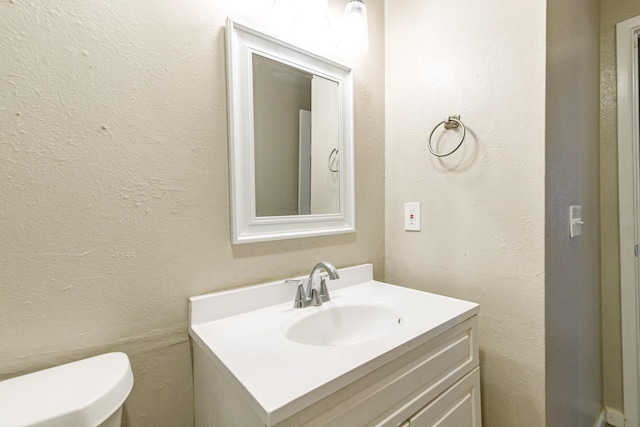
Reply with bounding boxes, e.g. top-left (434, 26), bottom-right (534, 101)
top-left (290, 261), bottom-right (340, 308)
